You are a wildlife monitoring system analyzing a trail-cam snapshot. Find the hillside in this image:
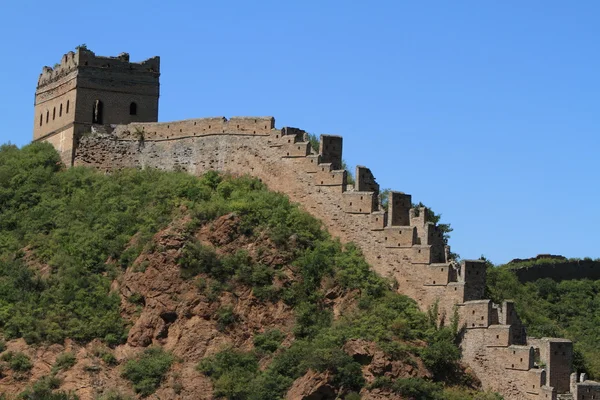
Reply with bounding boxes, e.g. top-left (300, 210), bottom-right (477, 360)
top-left (486, 259), bottom-right (600, 380)
top-left (0, 142), bottom-right (503, 399)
